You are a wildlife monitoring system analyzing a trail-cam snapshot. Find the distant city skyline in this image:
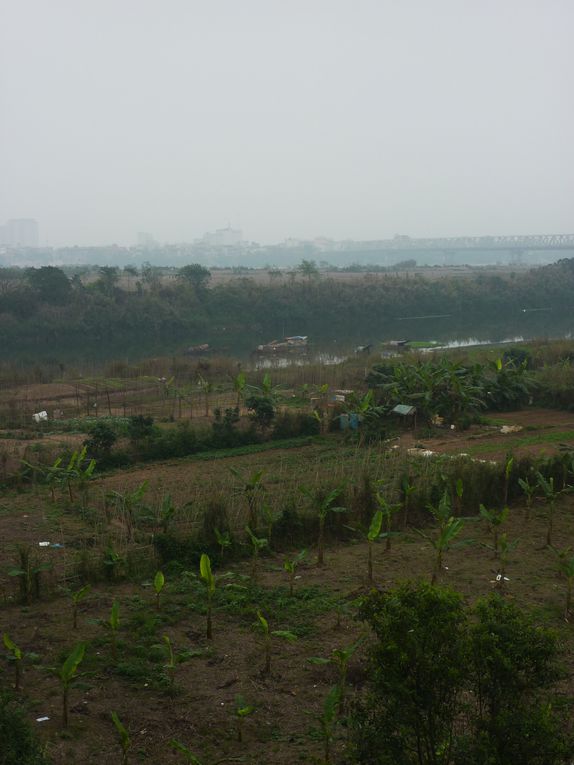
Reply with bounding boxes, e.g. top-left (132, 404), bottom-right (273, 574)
top-left (1, 1), bottom-right (572, 249)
